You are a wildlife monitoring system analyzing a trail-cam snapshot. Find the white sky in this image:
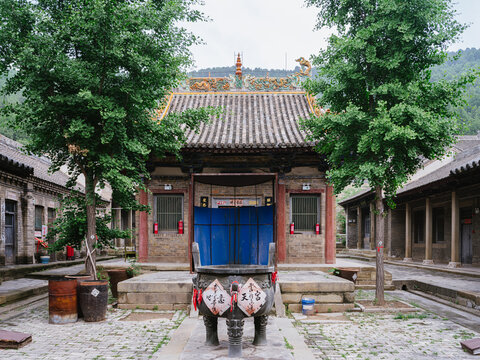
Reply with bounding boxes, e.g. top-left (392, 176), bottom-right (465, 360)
top-left (183, 0), bottom-right (480, 71)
